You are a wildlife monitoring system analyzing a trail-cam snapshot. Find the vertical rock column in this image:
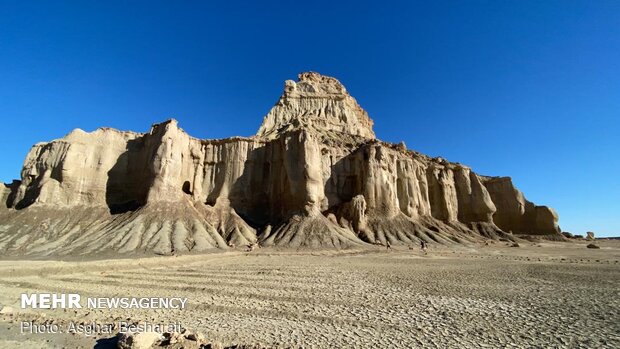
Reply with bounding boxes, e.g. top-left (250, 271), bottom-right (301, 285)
top-left (191, 143), bottom-right (205, 202)
top-left (426, 164), bottom-right (459, 222)
top-left (483, 176), bottom-right (560, 235)
top-left (395, 157), bottom-right (432, 219)
top-left (360, 145), bottom-right (400, 217)
top-left (146, 119), bottom-right (191, 203)
top-left (282, 130), bottom-right (325, 217)
top-left (454, 166), bottom-right (496, 223)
